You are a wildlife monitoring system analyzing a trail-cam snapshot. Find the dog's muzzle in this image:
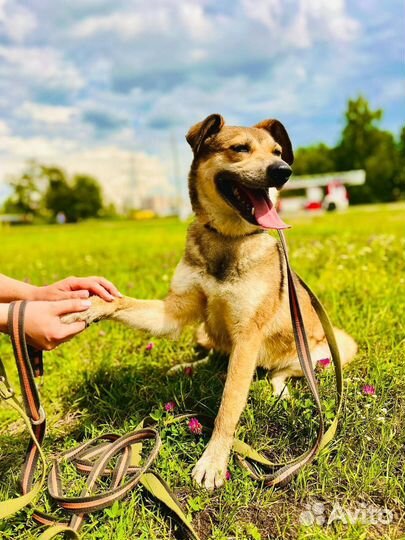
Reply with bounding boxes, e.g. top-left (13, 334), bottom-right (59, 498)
top-left (266, 162), bottom-right (292, 189)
